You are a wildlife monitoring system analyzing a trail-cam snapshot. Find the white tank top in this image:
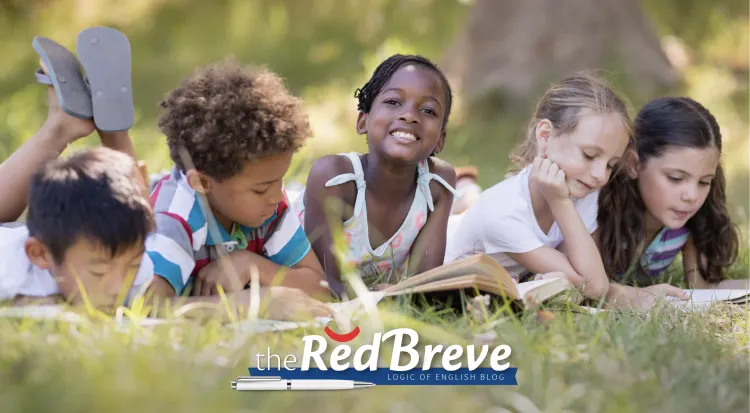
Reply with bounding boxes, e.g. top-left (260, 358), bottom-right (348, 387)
top-left (295, 152), bottom-right (458, 287)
